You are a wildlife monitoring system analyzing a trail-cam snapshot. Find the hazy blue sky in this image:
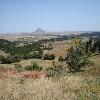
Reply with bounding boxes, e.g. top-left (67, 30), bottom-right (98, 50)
top-left (0, 0), bottom-right (100, 33)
